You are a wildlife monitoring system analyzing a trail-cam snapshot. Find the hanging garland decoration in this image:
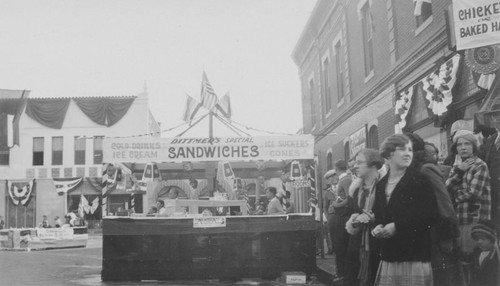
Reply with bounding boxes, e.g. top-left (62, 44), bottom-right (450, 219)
top-left (422, 54), bottom-right (461, 117)
top-left (7, 180), bottom-right (34, 206)
top-left (394, 87), bottom-right (414, 133)
top-left (53, 177), bottom-right (83, 196)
